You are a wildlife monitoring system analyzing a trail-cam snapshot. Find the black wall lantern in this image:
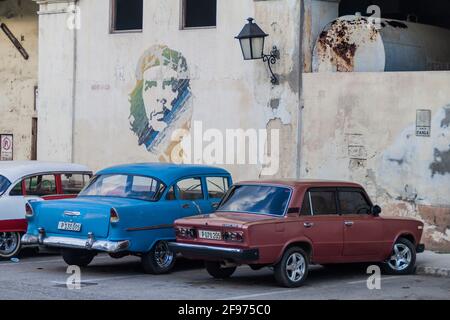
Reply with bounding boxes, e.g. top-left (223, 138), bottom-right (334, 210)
top-left (235, 17), bottom-right (280, 85)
